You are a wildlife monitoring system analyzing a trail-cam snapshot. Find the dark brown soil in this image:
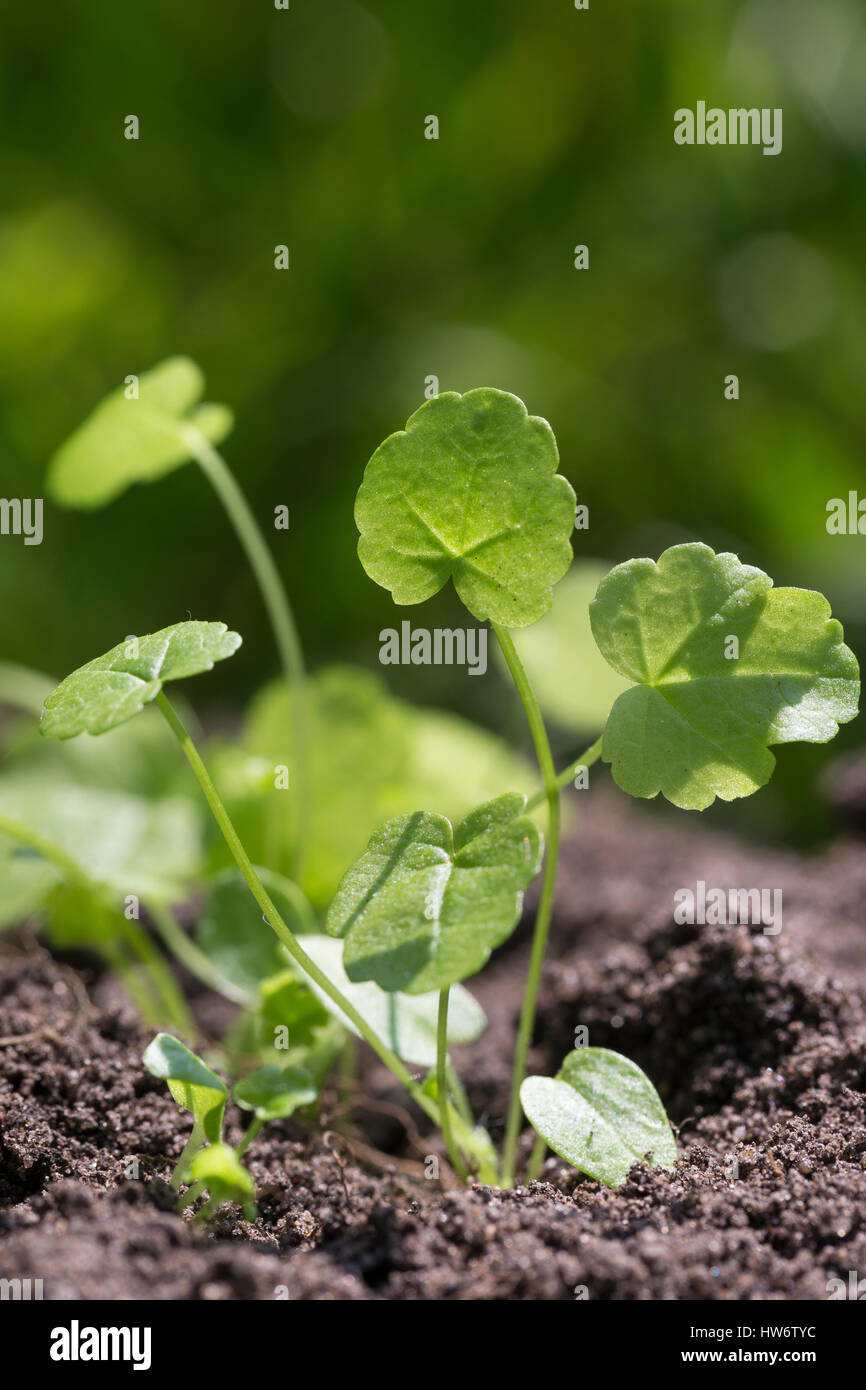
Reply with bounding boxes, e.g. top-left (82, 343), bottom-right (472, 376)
top-left (1, 789), bottom-right (865, 1300)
